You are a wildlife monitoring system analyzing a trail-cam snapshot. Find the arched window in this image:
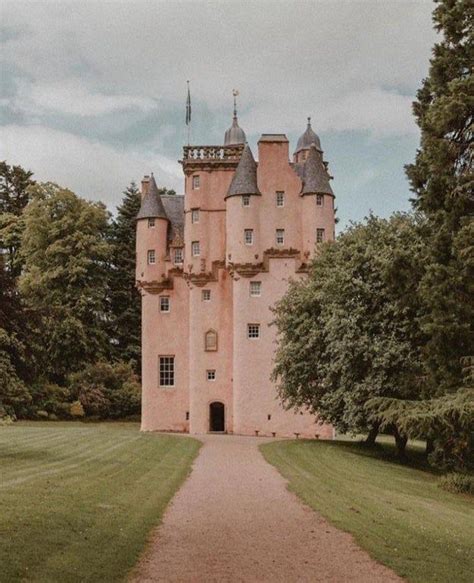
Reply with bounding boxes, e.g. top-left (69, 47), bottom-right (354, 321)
top-left (205, 329), bottom-right (218, 352)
